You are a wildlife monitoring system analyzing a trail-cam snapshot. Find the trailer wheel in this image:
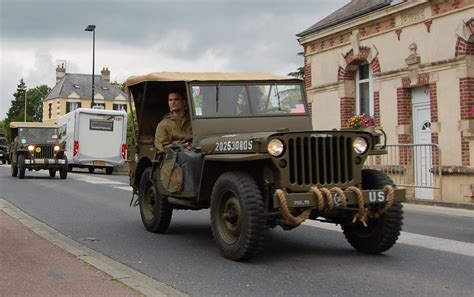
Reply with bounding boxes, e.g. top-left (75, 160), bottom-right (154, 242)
top-left (210, 171), bottom-right (266, 261)
top-left (49, 169), bottom-right (56, 178)
top-left (105, 167), bottom-right (113, 175)
top-left (139, 167), bottom-right (172, 233)
top-left (18, 155), bottom-right (26, 179)
top-left (88, 167), bottom-right (95, 174)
